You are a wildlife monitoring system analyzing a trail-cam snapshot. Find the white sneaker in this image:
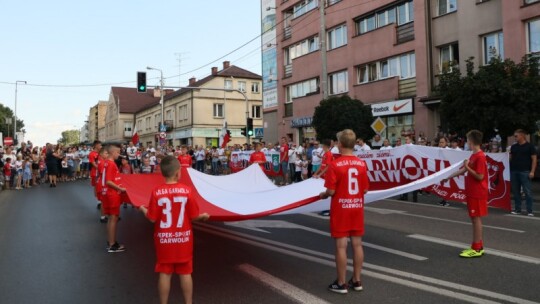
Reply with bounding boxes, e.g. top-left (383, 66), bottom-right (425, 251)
top-left (527, 213), bottom-right (534, 217)
top-left (510, 211), bottom-right (520, 215)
